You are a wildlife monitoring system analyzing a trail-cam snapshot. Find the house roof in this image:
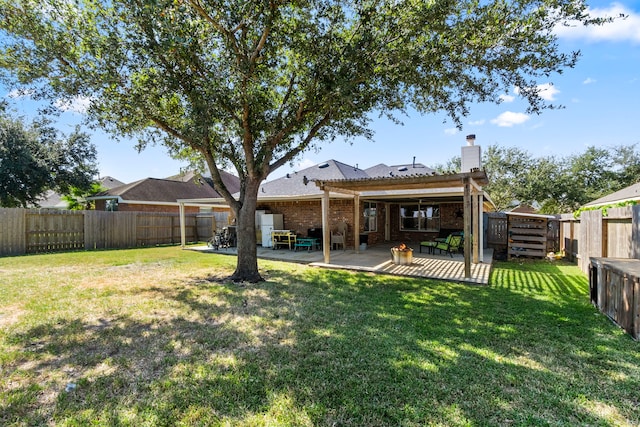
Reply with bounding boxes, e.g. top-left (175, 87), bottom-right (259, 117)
top-left (92, 170), bottom-right (239, 205)
top-left (583, 182), bottom-right (640, 207)
top-left (178, 159), bottom-right (494, 211)
top-left (509, 203), bottom-right (538, 214)
top-left (257, 160), bottom-right (370, 199)
top-left (99, 176), bottom-right (127, 189)
top-left (365, 162), bottom-right (435, 178)
top-left (165, 170), bottom-right (242, 195)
